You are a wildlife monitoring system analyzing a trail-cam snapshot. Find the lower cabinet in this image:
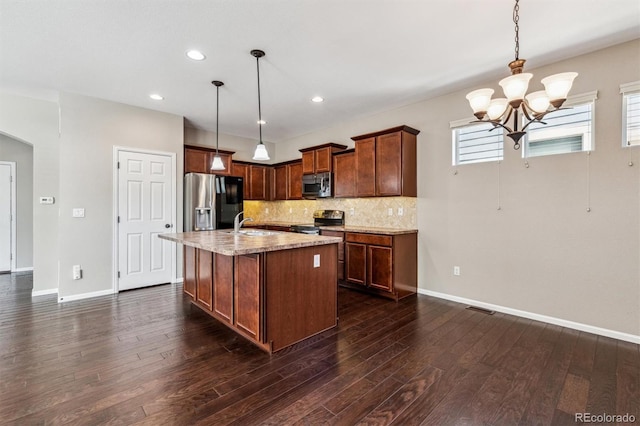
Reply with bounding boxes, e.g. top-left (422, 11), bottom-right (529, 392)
top-left (182, 244), bottom-right (337, 352)
top-left (320, 229), bottom-right (345, 280)
top-left (345, 232), bottom-right (417, 300)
